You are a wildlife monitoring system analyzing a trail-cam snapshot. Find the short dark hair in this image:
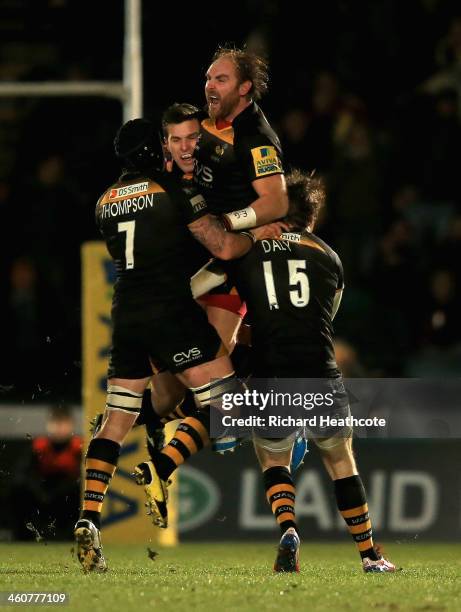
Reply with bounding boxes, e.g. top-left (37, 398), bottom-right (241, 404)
top-left (285, 170), bottom-right (325, 230)
top-left (212, 46), bottom-right (269, 100)
top-left (161, 103), bottom-right (204, 135)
